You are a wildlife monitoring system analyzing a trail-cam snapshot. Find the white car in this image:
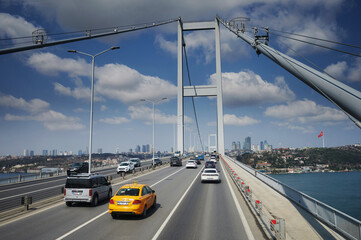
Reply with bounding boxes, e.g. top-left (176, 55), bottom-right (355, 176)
top-left (210, 156), bottom-right (217, 164)
top-left (186, 160), bottom-right (197, 168)
top-left (201, 168), bottom-right (220, 183)
top-left (117, 161), bottom-right (135, 173)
